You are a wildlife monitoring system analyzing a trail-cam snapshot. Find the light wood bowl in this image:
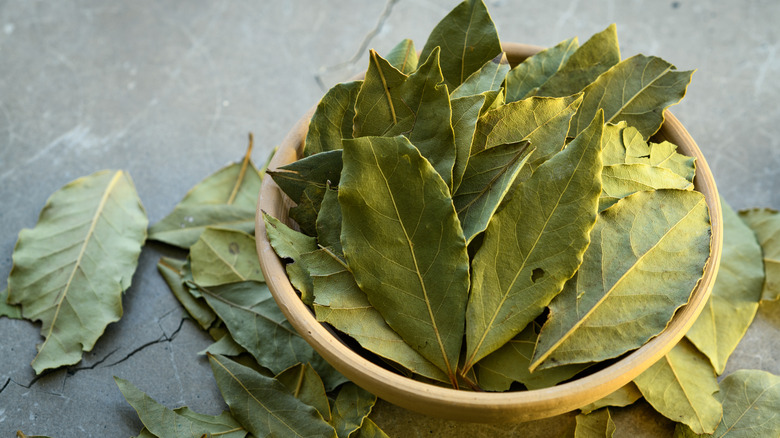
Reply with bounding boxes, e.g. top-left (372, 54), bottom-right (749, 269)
top-left (255, 43), bottom-right (723, 423)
